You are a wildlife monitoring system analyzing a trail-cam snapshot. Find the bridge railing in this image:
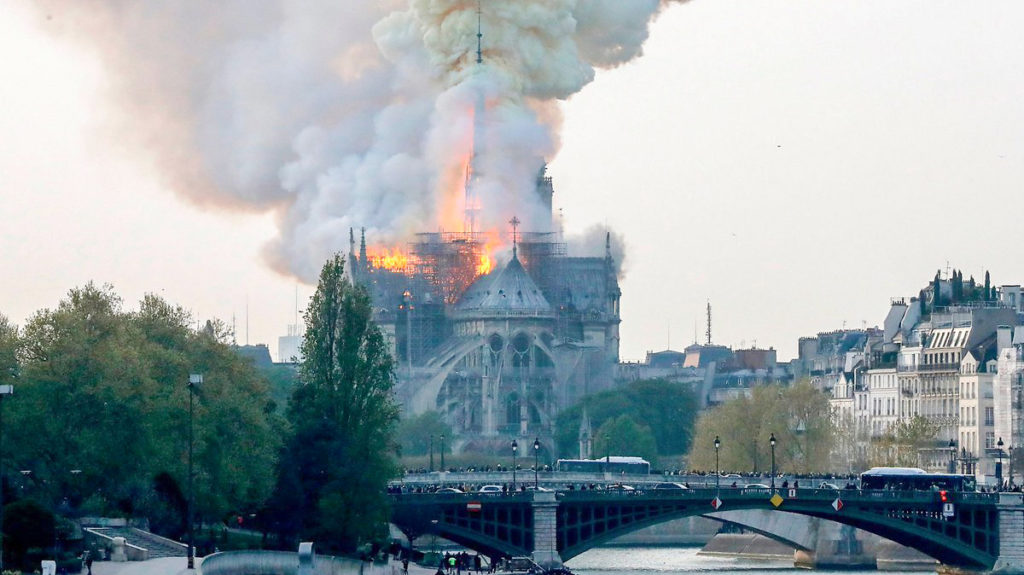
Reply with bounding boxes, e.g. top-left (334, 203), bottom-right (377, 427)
top-left (392, 486), bottom-right (1001, 504)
